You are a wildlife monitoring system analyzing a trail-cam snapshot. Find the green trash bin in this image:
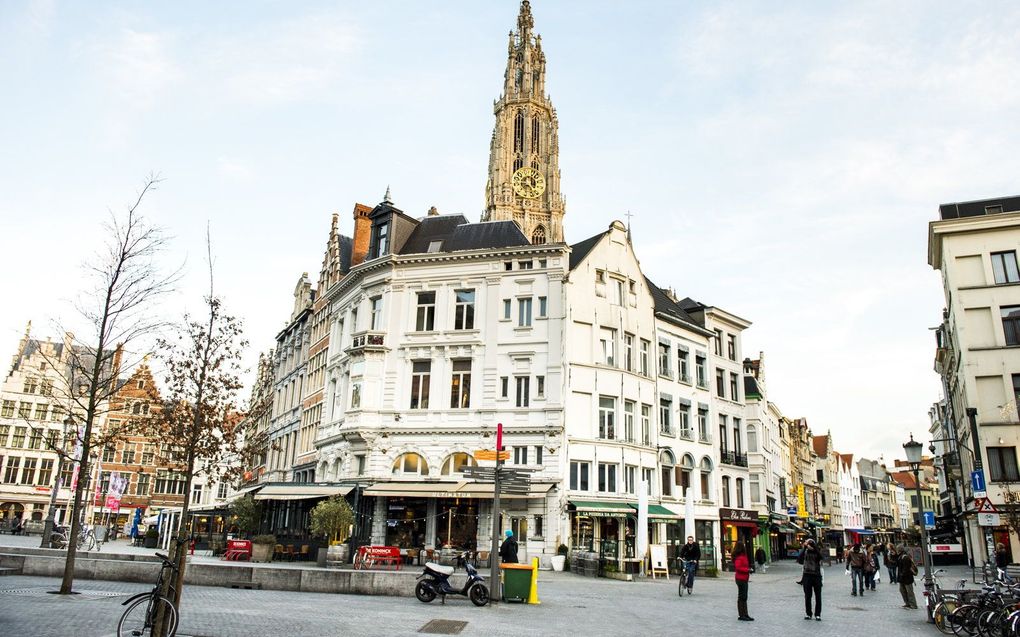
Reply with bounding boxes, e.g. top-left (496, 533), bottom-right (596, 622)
top-left (501, 563), bottom-right (533, 603)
